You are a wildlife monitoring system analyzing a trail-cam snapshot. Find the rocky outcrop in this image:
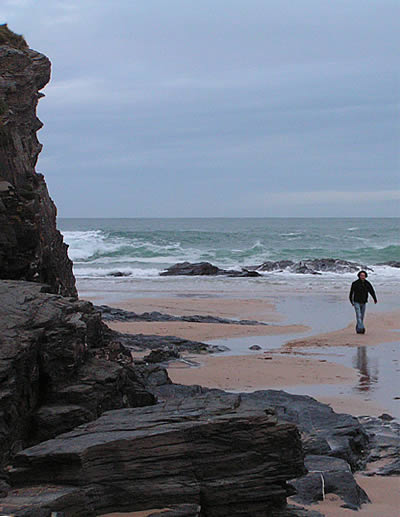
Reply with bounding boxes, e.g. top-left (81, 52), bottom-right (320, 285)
top-left (155, 386), bottom-right (370, 471)
top-left (116, 332), bottom-right (229, 355)
top-left (257, 258), bottom-right (371, 275)
top-left (96, 304), bottom-right (267, 326)
top-left (153, 386), bottom-right (374, 510)
top-left (0, 25), bottom-right (76, 296)
top-left (160, 261), bottom-right (261, 277)
top-left (0, 280), bottom-right (156, 466)
top-left (1, 392), bottom-right (306, 517)
top-left (160, 259), bottom-right (371, 277)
